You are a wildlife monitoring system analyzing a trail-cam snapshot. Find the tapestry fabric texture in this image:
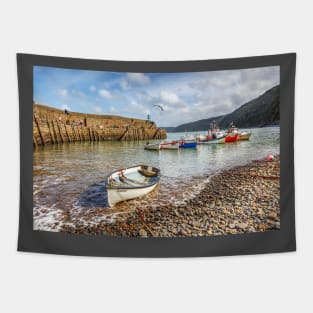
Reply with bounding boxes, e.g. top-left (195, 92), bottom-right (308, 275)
top-left (17, 53), bottom-right (296, 257)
